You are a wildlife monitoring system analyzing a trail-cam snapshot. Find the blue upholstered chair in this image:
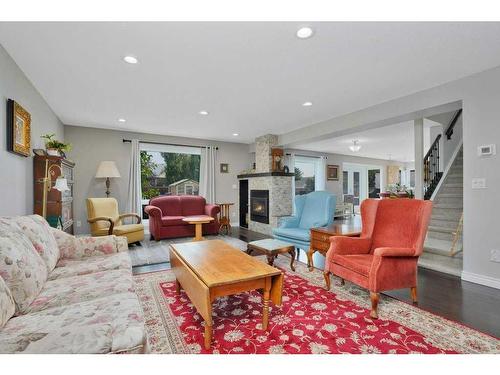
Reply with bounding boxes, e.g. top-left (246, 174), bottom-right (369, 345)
top-left (272, 191), bottom-right (336, 257)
